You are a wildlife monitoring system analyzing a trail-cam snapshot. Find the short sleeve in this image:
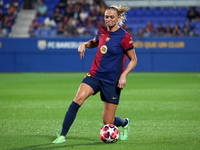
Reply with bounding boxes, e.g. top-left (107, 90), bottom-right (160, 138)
top-left (121, 33), bottom-right (134, 53)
